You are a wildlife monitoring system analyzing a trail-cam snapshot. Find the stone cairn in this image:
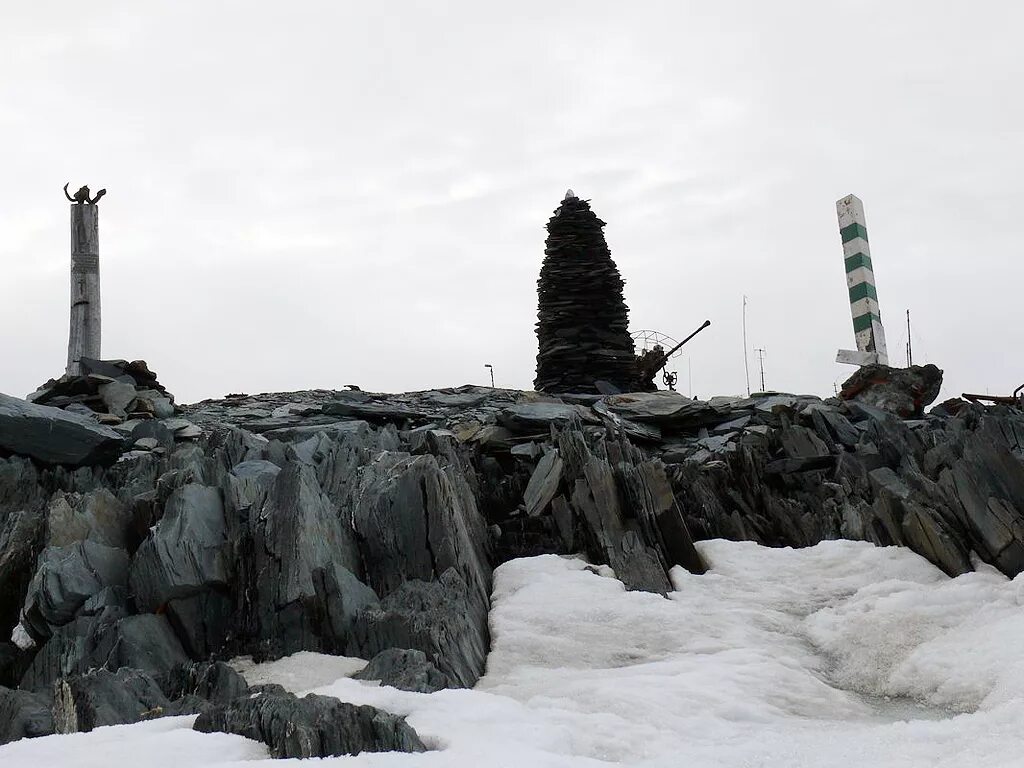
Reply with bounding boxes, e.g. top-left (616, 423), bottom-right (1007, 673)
top-left (534, 191), bottom-right (636, 394)
top-left (28, 358), bottom-right (178, 424)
